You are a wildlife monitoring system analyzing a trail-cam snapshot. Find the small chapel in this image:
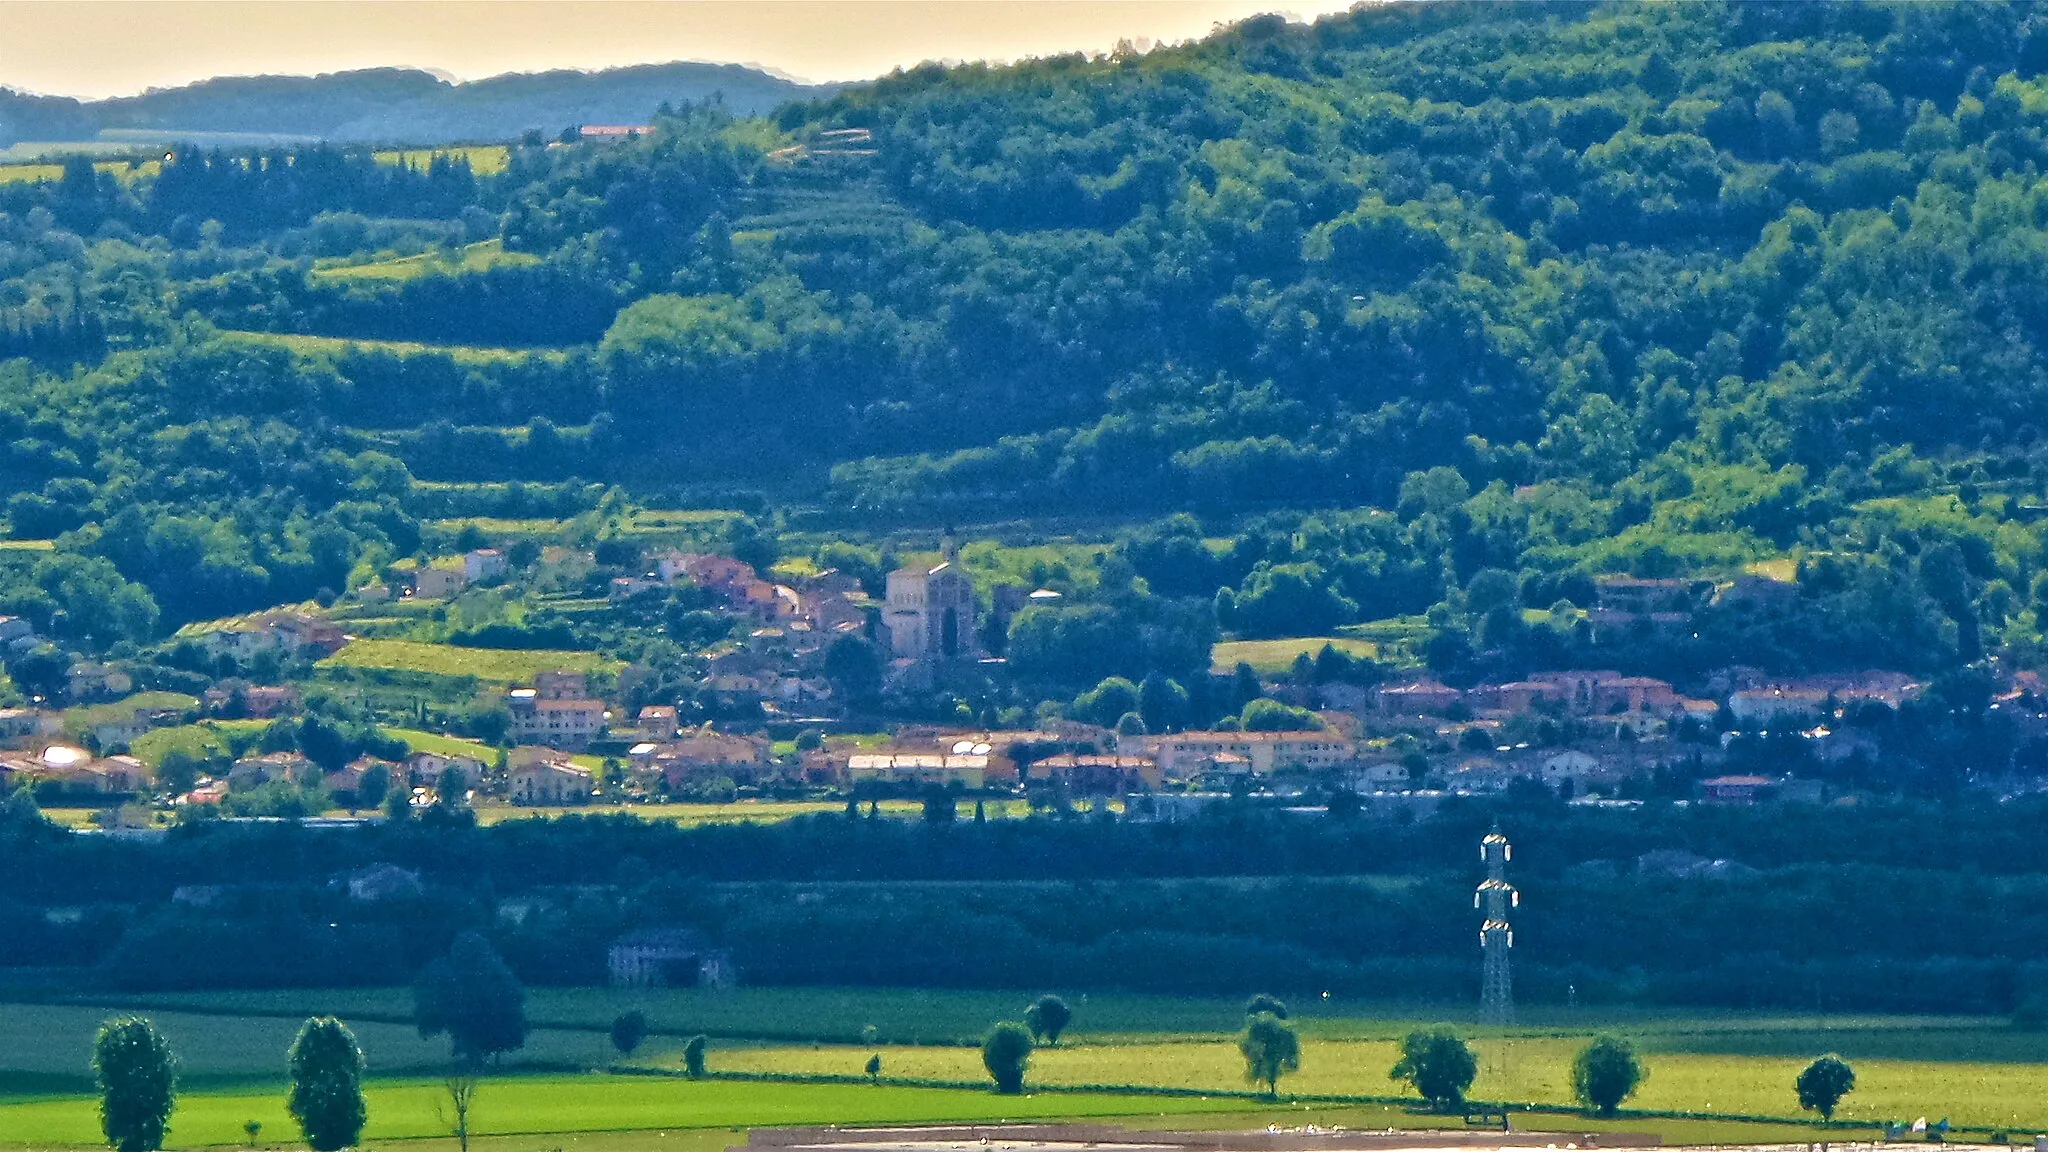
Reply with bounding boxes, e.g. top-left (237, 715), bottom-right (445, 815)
top-left (884, 533), bottom-right (979, 664)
